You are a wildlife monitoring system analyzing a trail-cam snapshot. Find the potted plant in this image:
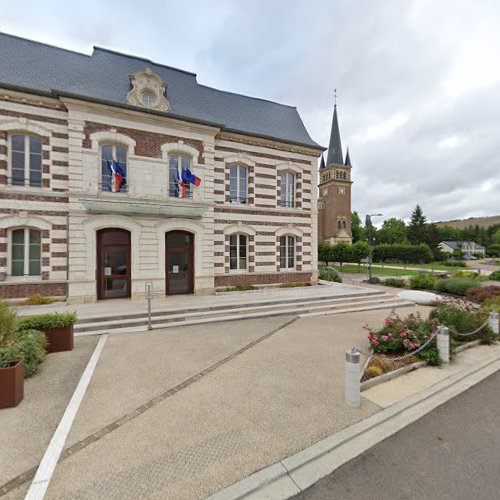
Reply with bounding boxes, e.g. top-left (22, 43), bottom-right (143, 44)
top-left (0, 302), bottom-right (48, 409)
top-left (16, 312), bottom-right (78, 353)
